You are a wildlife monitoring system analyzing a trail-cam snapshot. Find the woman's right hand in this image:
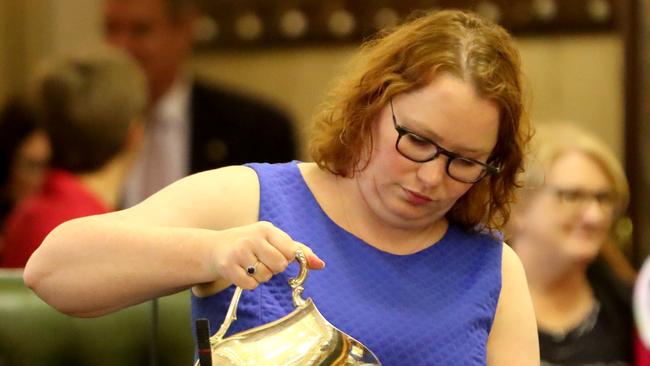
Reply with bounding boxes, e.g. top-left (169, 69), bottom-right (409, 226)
top-left (195, 221), bottom-right (325, 296)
